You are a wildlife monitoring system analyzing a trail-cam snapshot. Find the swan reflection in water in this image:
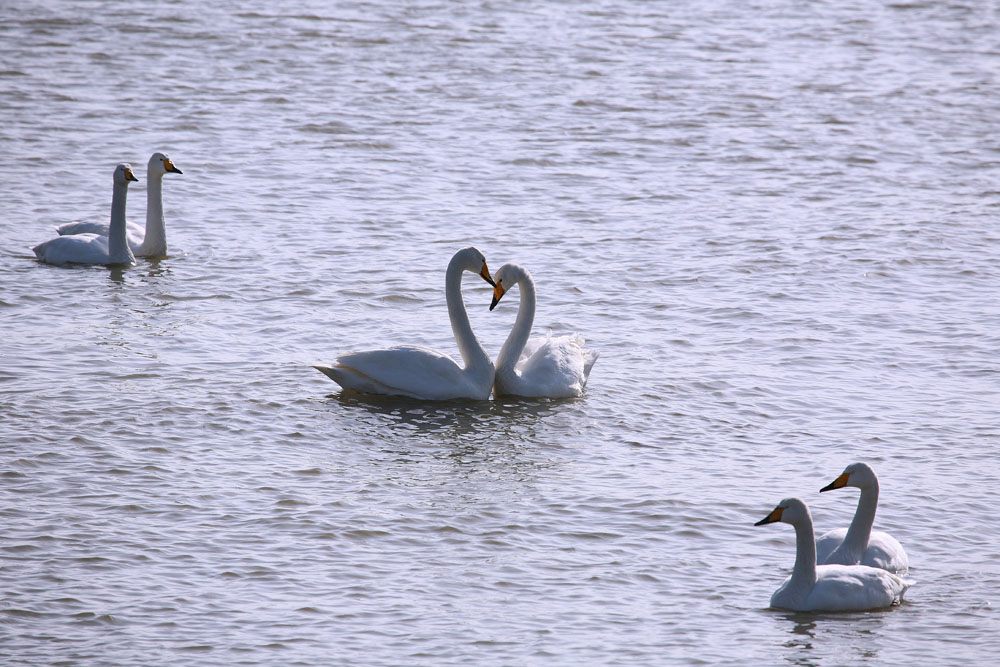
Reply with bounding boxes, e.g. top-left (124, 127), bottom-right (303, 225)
top-left (107, 256), bottom-right (173, 285)
top-left (316, 391), bottom-right (577, 496)
top-left (108, 266), bottom-right (128, 285)
top-left (324, 389), bottom-right (570, 441)
top-left (778, 612), bottom-right (818, 660)
top-left (774, 609), bottom-right (893, 666)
